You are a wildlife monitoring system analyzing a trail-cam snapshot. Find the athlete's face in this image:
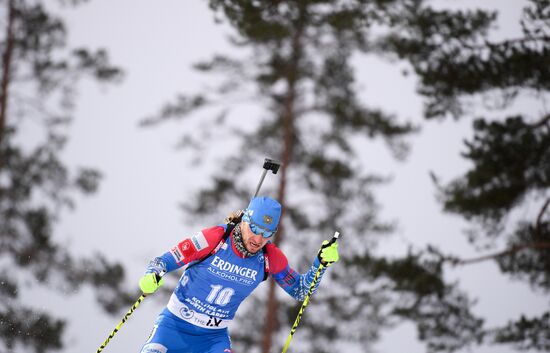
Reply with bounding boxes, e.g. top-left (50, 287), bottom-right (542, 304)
top-left (241, 222), bottom-right (270, 253)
